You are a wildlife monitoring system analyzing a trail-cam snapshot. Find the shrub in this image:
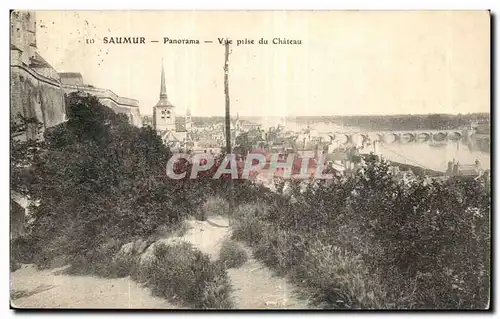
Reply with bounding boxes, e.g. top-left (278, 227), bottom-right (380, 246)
top-left (197, 196), bottom-right (229, 221)
top-left (297, 240), bottom-right (394, 309)
top-left (148, 220), bottom-right (191, 241)
top-left (18, 93), bottom-right (214, 273)
top-left (139, 242), bottom-right (234, 309)
top-left (232, 204), bottom-right (269, 246)
top-left (10, 259), bottom-right (21, 272)
top-left (253, 227), bottom-right (307, 275)
top-left (31, 233), bottom-right (74, 270)
top-left (231, 159), bottom-right (491, 309)
top-left (65, 238), bottom-right (124, 277)
top-left (174, 221), bottom-right (191, 237)
top-left (218, 238), bottom-right (248, 269)
top-left (11, 235), bottom-right (37, 265)
top-left (110, 239), bottom-right (152, 278)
